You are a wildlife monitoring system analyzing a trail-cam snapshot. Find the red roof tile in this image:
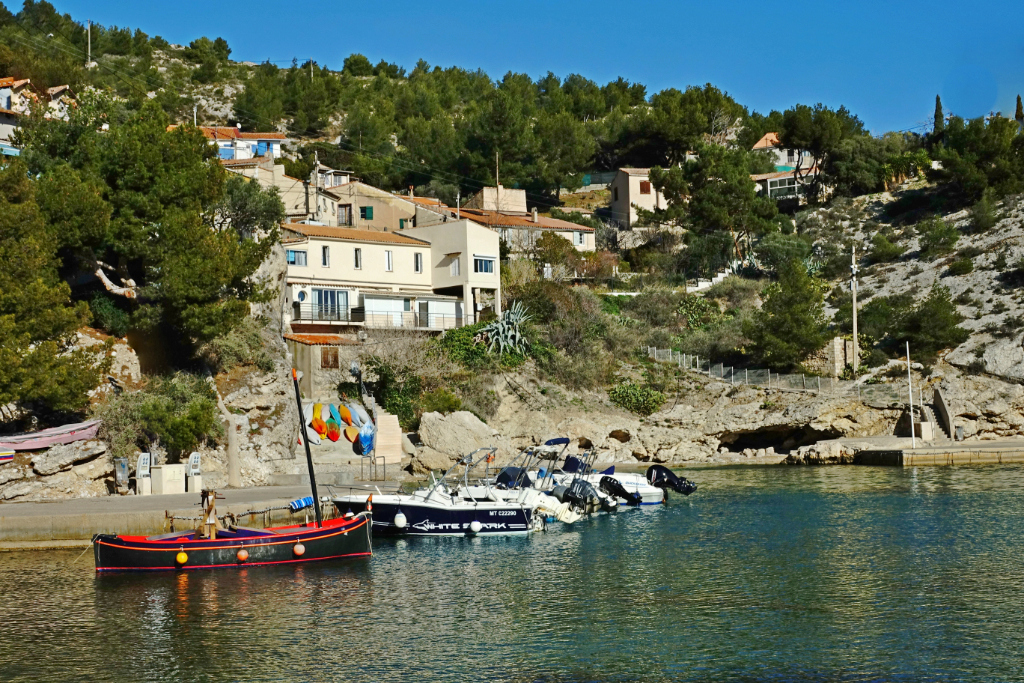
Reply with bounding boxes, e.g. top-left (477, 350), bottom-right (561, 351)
top-left (283, 333), bottom-right (359, 346)
top-left (752, 132), bottom-right (780, 150)
top-left (458, 208), bottom-right (594, 232)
